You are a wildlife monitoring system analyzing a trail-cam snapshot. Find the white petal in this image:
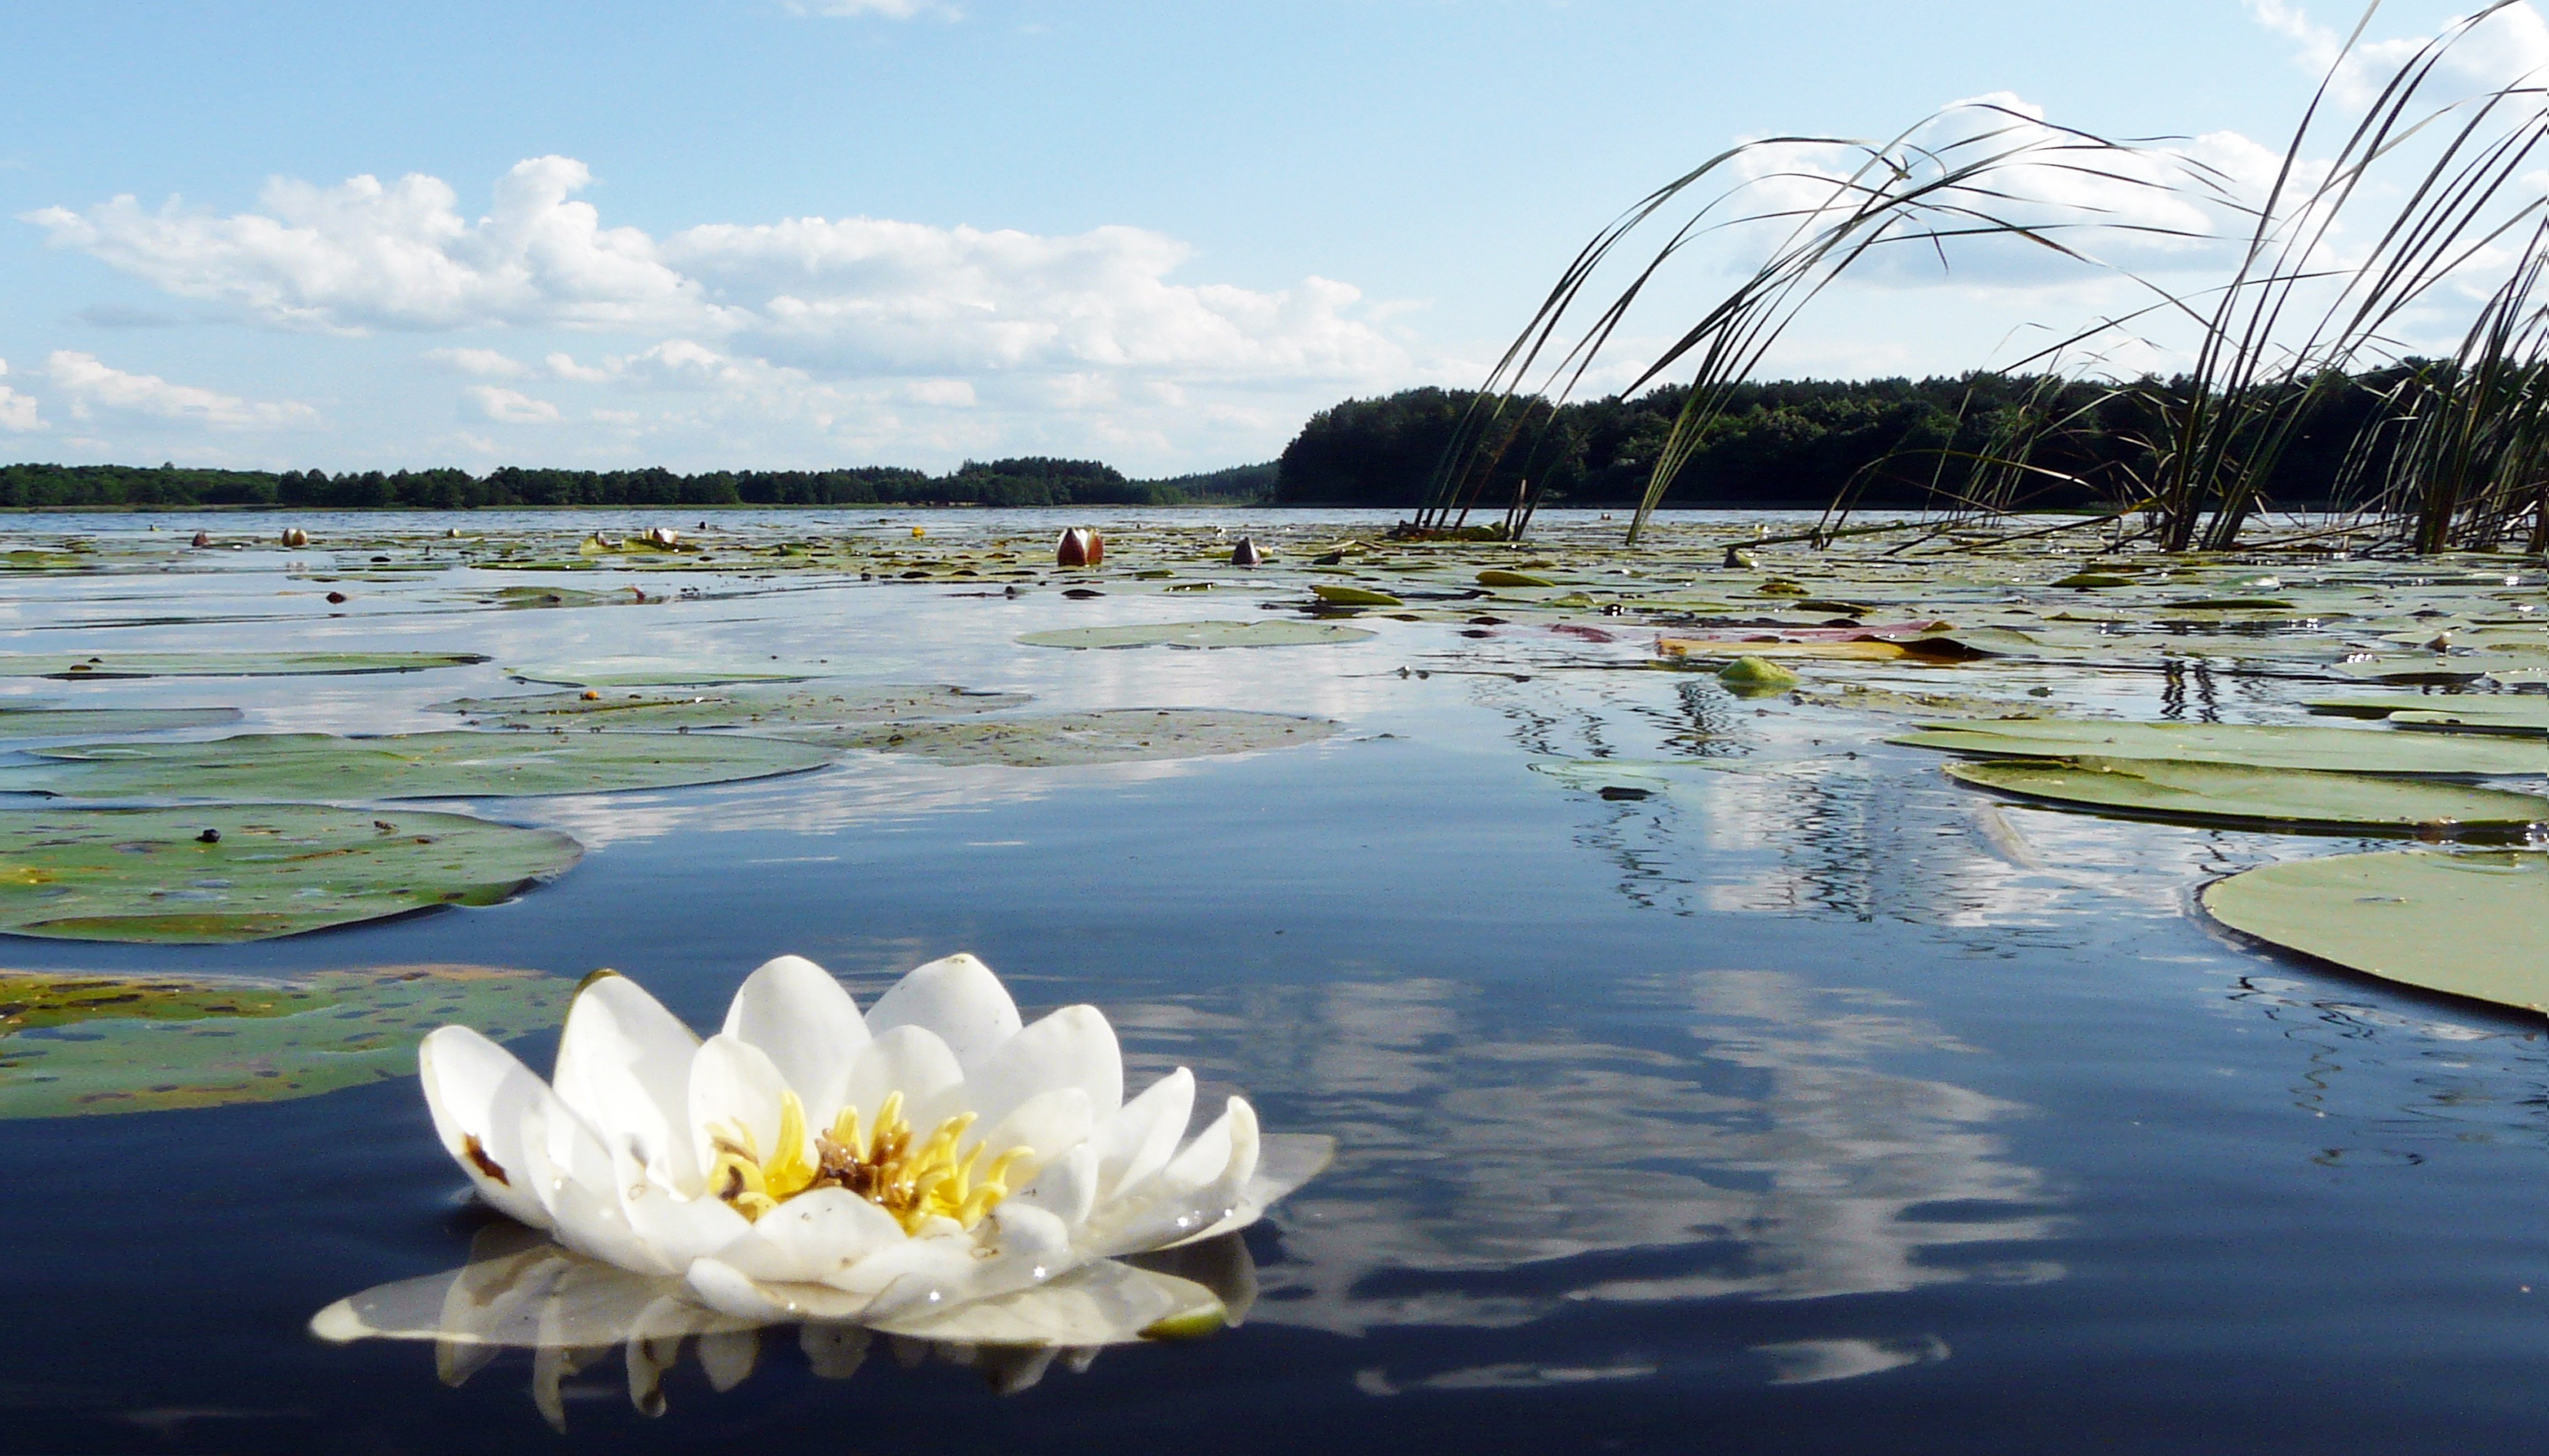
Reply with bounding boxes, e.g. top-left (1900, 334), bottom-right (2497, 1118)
top-left (1089, 1067), bottom-right (1193, 1206)
top-left (720, 955), bottom-right (868, 1107)
top-left (416, 1026), bottom-right (556, 1230)
top-left (963, 1005), bottom-right (1123, 1131)
top-left (685, 1034), bottom-right (797, 1184)
top-left (1087, 1097), bottom-right (1260, 1256)
top-left (866, 1203), bottom-right (1075, 1320)
top-left (864, 1261), bottom-right (1226, 1347)
top-left (863, 952), bottom-right (1020, 1073)
top-left (1008, 1143), bottom-right (1099, 1230)
top-left (712, 1187), bottom-right (906, 1285)
top-left (975, 1086), bottom-right (1094, 1171)
top-left (830, 1025), bottom-right (966, 1132)
top-left (550, 973), bottom-right (702, 1193)
top-left (618, 1182), bottom-right (753, 1272)
top-left (684, 1256), bottom-right (892, 1322)
top-left (810, 1227), bottom-right (980, 1298)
